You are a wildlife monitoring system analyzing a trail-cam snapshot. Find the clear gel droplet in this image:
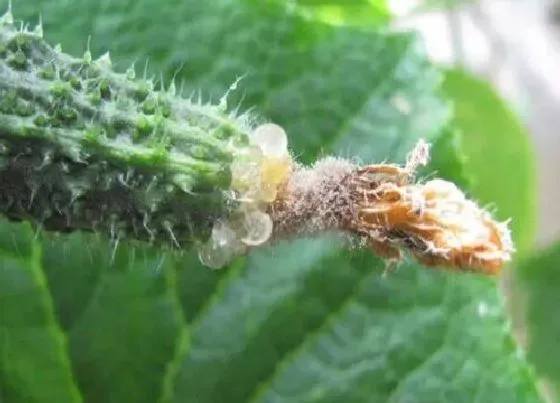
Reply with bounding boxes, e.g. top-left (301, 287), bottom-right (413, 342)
top-left (231, 160), bottom-right (261, 191)
top-left (211, 221), bottom-right (237, 248)
top-left (198, 242), bottom-right (231, 270)
top-left (241, 211), bottom-right (273, 246)
top-left (250, 123), bottom-right (288, 158)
